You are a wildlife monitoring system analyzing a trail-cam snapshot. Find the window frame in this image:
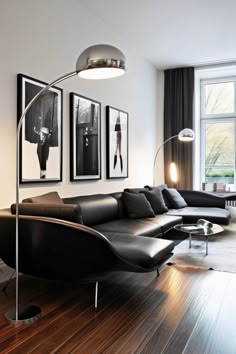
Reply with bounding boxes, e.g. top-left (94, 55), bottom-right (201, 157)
top-left (200, 118), bottom-right (236, 187)
top-left (200, 76), bottom-right (236, 190)
top-left (200, 77), bottom-right (236, 119)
